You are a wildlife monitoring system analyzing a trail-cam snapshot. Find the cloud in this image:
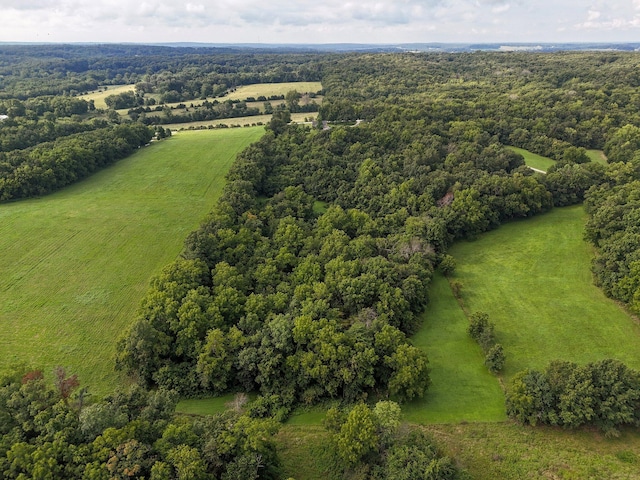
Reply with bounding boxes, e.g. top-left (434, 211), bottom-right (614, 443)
top-left (0, 0), bottom-right (638, 43)
top-left (574, 2), bottom-right (640, 32)
top-left (586, 10), bottom-right (601, 21)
